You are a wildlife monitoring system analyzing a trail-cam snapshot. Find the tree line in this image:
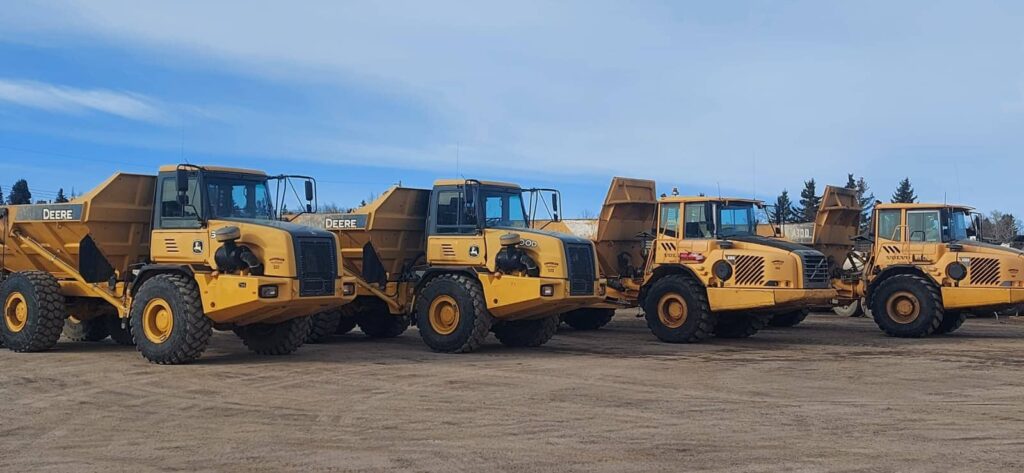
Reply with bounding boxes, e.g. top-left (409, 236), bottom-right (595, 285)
top-left (0, 179), bottom-right (72, 205)
top-left (769, 175), bottom-right (1022, 243)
